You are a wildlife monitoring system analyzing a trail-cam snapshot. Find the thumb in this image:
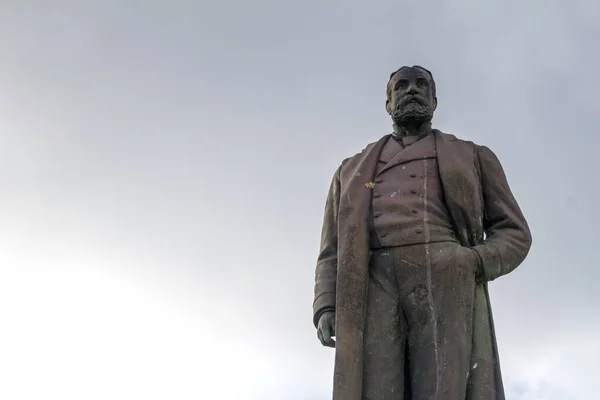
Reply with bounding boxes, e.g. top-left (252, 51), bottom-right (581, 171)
top-left (322, 322), bottom-right (331, 340)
